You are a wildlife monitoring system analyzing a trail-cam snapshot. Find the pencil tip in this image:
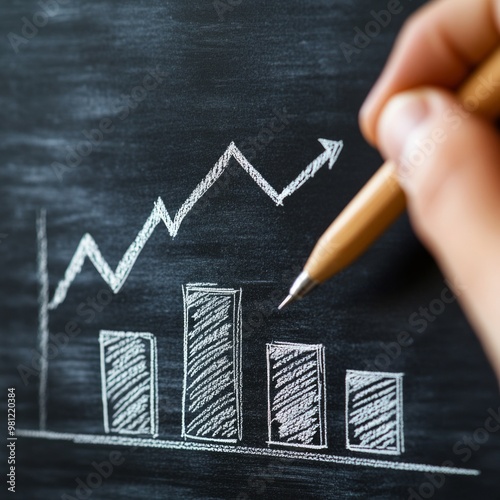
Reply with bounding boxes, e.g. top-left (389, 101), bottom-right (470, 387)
top-left (278, 294), bottom-right (295, 310)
